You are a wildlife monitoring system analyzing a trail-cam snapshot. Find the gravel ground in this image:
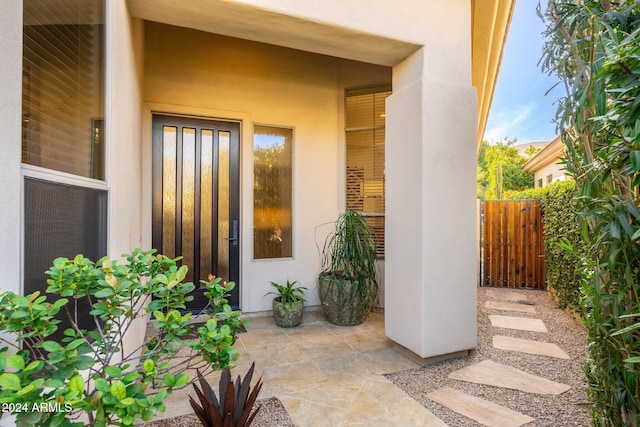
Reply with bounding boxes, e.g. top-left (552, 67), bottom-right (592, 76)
top-left (140, 397), bottom-right (295, 427)
top-left (385, 287), bottom-right (592, 427)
